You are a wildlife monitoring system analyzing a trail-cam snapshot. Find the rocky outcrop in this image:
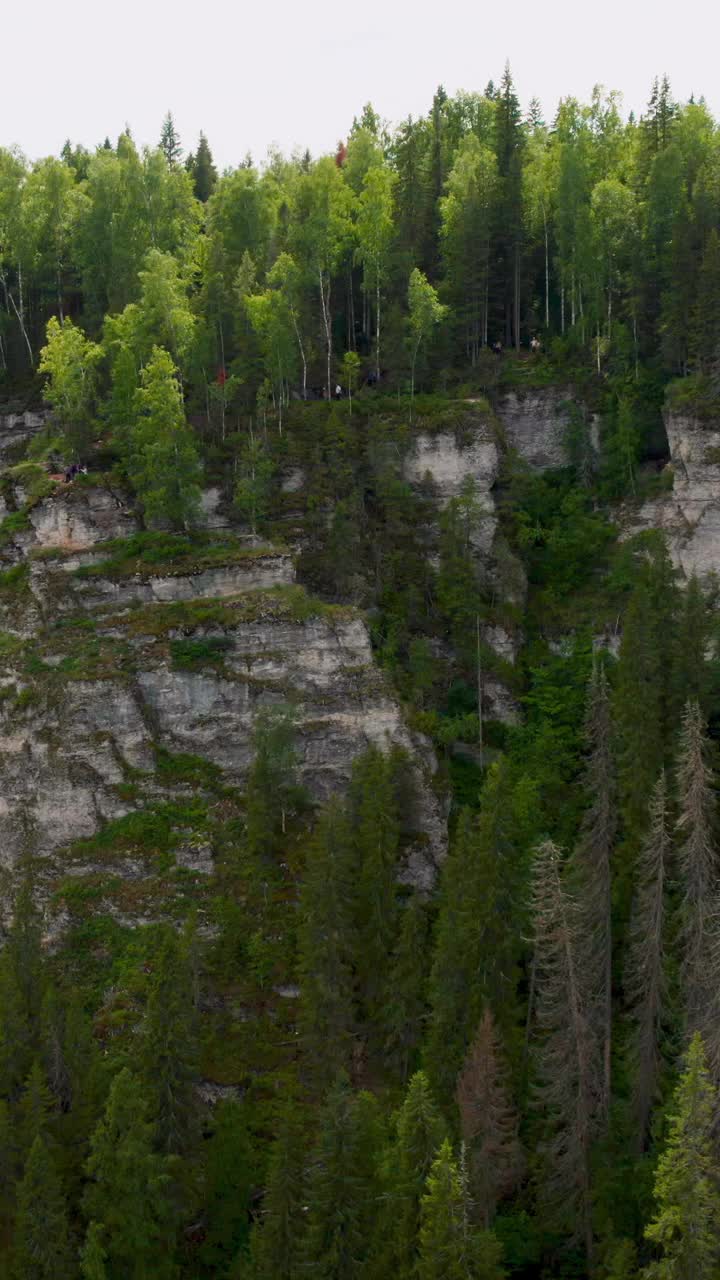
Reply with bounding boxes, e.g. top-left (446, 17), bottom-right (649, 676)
top-left (494, 388), bottom-right (601, 471)
top-left (626, 409), bottom-right (720, 580)
top-left (0, 496), bottom-right (447, 895)
top-left (0, 408), bottom-right (49, 462)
